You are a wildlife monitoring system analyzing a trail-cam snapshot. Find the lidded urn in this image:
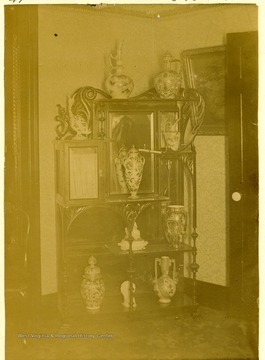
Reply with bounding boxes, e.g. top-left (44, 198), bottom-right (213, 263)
top-left (123, 145), bottom-right (145, 199)
top-left (105, 41), bottom-right (134, 99)
top-left (80, 256), bottom-right (105, 311)
top-left (154, 52), bottom-right (182, 99)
